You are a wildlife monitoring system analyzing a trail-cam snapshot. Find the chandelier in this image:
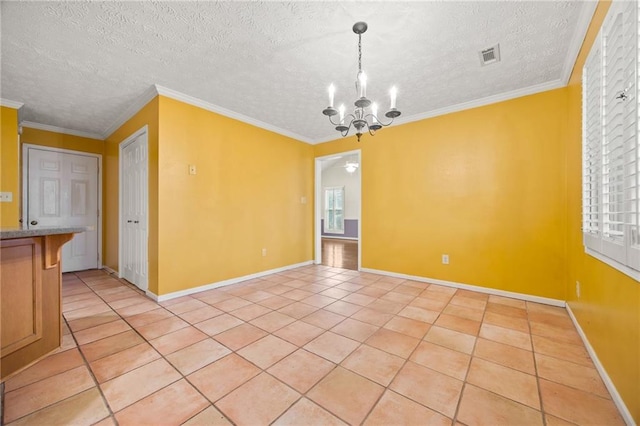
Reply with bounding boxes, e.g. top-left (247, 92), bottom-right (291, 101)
top-left (322, 22), bottom-right (401, 142)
